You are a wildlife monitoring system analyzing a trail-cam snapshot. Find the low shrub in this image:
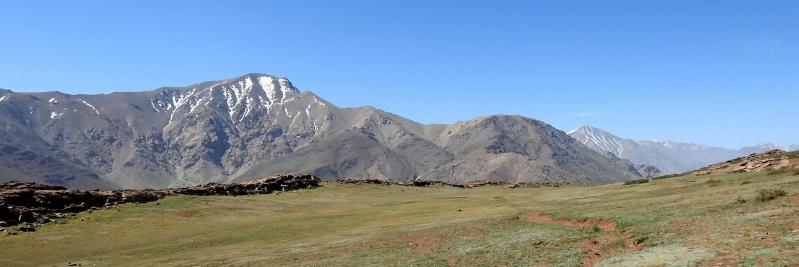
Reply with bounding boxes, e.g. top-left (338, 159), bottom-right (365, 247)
top-left (735, 196), bottom-right (747, 204)
top-left (740, 181), bottom-right (752, 185)
top-left (755, 188), bottom-right (787, 202)
top-left (767, 168), bottom-right (794, 176)
top-left (624, 179), bottom-right (649, 185)
top-left (705, 179), bottom-right (721, 185)
top-left (633, 236), bottom-right (649, 246)
top-left (652, 173), bottom-right (683, 180)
